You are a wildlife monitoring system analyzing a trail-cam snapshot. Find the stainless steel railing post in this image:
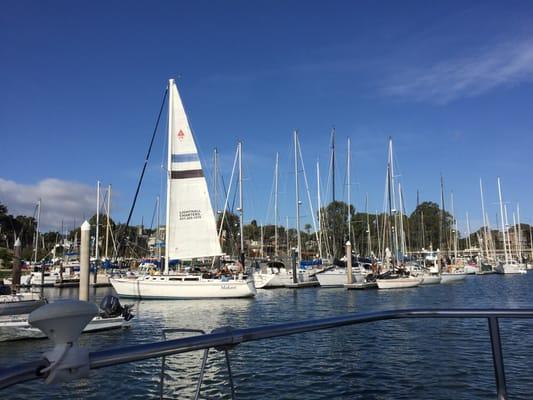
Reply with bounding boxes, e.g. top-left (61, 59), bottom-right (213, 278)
top-left (488, 317), bottom-right (507, 400)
